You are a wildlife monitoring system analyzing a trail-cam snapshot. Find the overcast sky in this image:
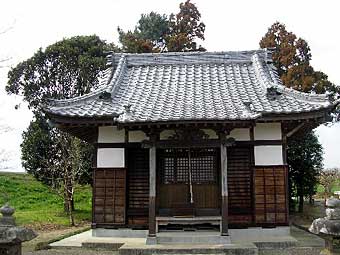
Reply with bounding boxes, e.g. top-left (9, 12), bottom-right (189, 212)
top-left (0, 0), bottom-right (339, 172)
